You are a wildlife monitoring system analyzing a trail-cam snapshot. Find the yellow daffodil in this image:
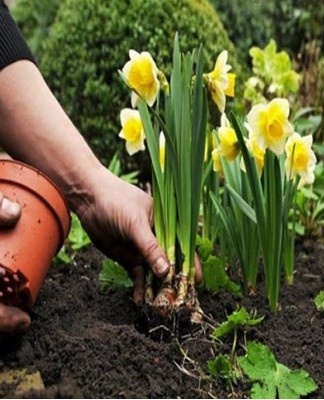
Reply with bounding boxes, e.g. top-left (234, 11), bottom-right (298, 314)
top-left (217, 113), bottom-right (240, 161)
top-left (159, 131), bottom-right (166, 172)
top-left (205, 50), bottom-right (236, 113)
top-left (122, 50), bottom-right (160, 107)
top-left (119, 108), bottom-right (145, 155)
top-left (245, 136), bottom-right (265, 176)
top-left (224, 72), bottom-right (236, 97)
top-left (246, 98), bottom-right (294, 155)
top-left (285, 132), bottom-right (316, 187)
top-left (239, 123), bottom-right (266, 175)
top-left (211, 147), bottom-right (222, 174)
